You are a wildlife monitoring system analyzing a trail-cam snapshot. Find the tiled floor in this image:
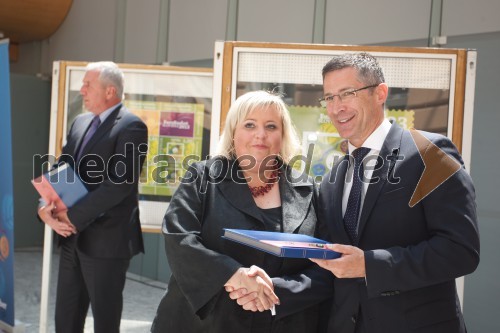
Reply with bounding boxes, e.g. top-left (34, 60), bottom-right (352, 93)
top-left (13, 248), bottom-right (166, 333)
